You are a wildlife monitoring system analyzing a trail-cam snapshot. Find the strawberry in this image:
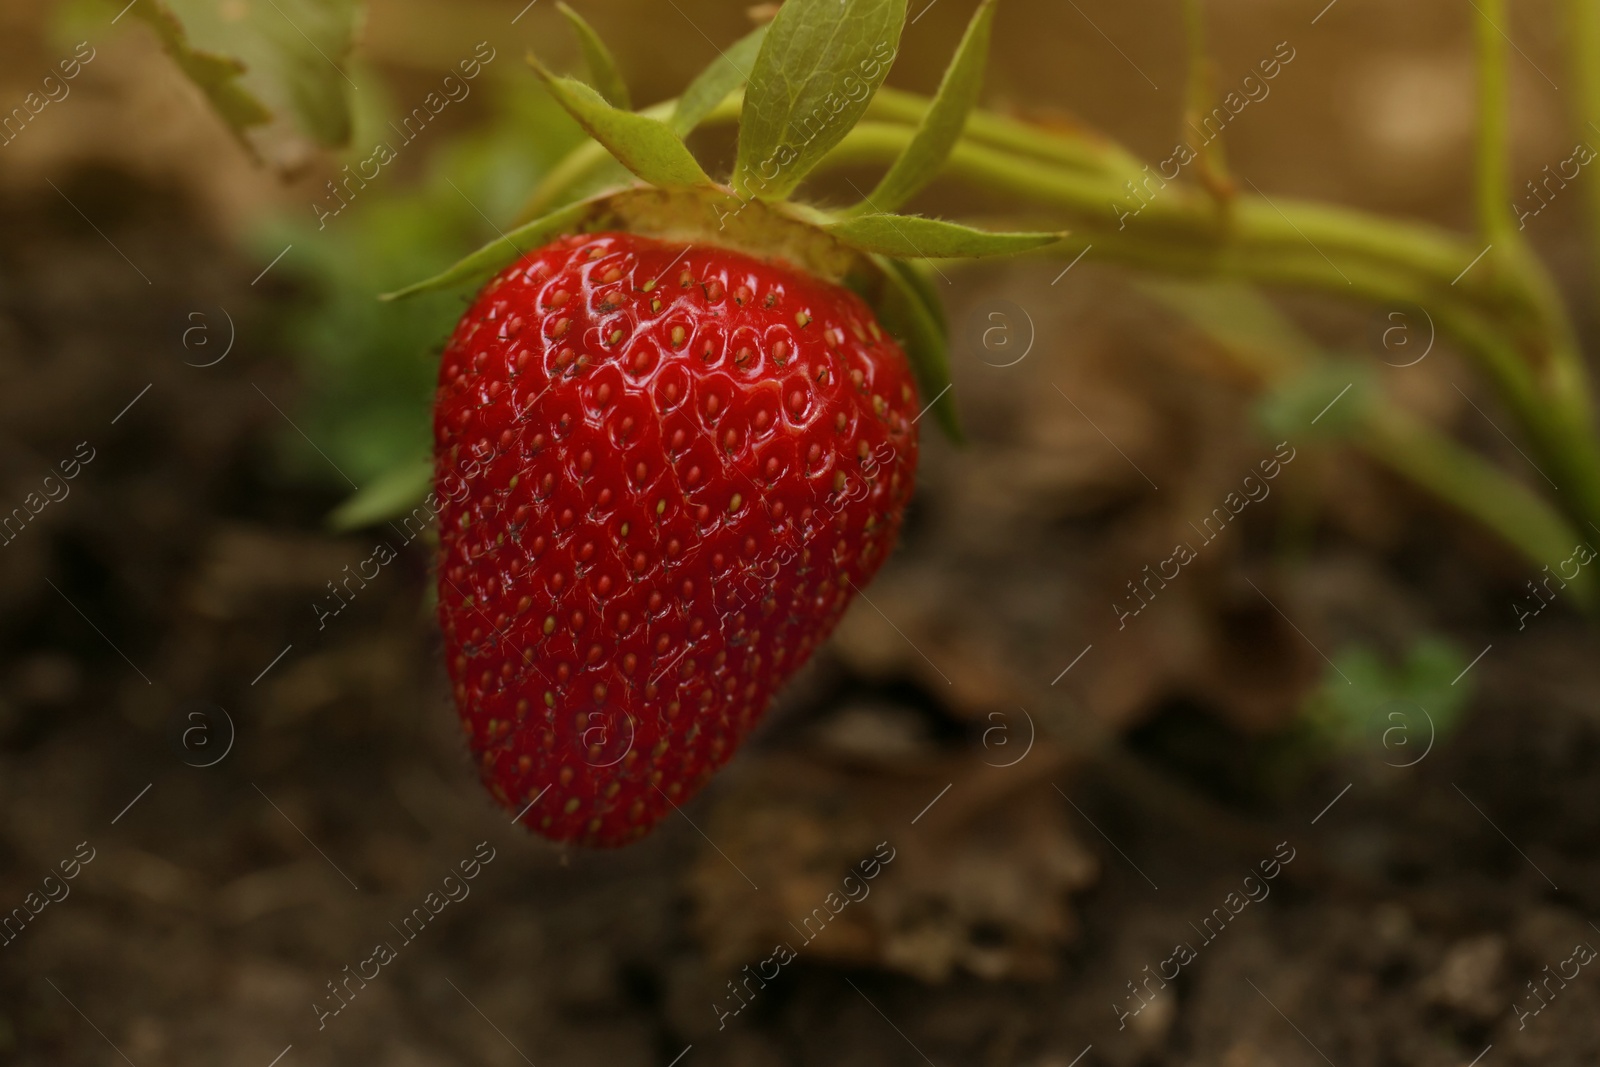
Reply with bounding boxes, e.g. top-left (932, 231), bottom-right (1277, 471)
top-left (435, 231), bottom-right (921, 845)
top-left (385, 0), bottom-right (1056, 845)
